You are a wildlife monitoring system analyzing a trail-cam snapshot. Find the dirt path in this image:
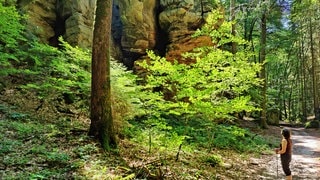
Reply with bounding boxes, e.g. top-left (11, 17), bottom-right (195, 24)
top-left (258, 128), bottom-right (320, 180)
